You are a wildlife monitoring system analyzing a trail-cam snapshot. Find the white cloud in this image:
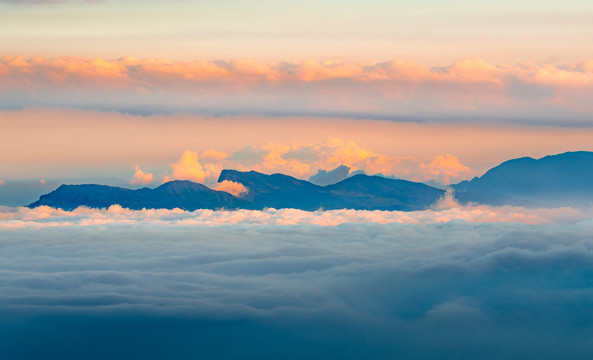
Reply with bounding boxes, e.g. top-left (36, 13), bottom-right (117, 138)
top-left (1, 215), bottom-right (593, 358)
top-left (4, 197), bottom-right (593, 229)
